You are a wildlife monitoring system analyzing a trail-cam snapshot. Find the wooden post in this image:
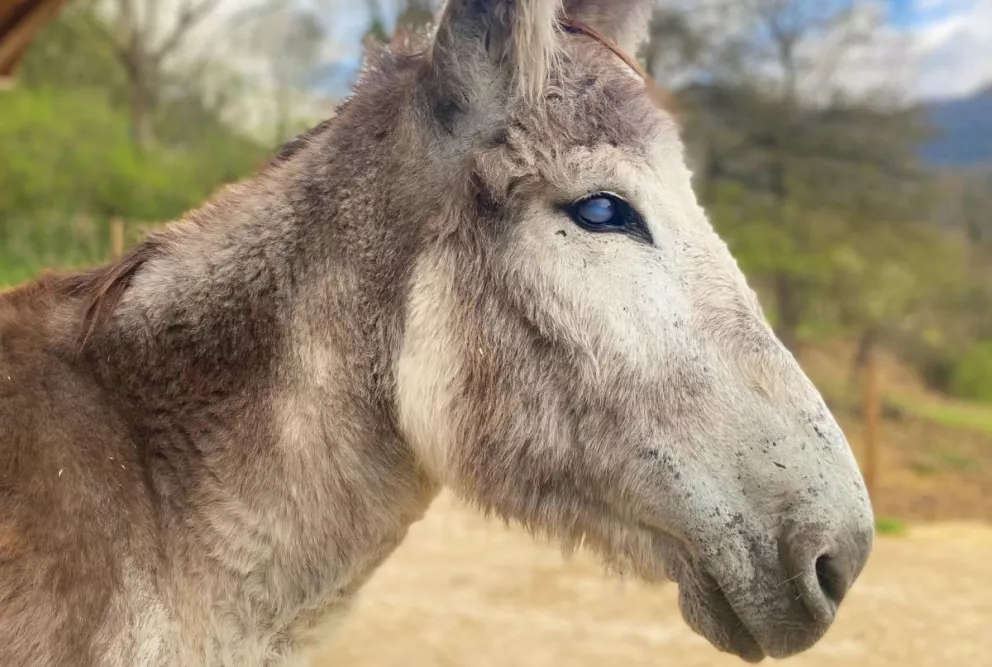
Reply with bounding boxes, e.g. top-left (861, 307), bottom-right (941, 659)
top-left (863, 349), bottom-right (880, 501)
top-left (110, 217), bottom-right (125, 258)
